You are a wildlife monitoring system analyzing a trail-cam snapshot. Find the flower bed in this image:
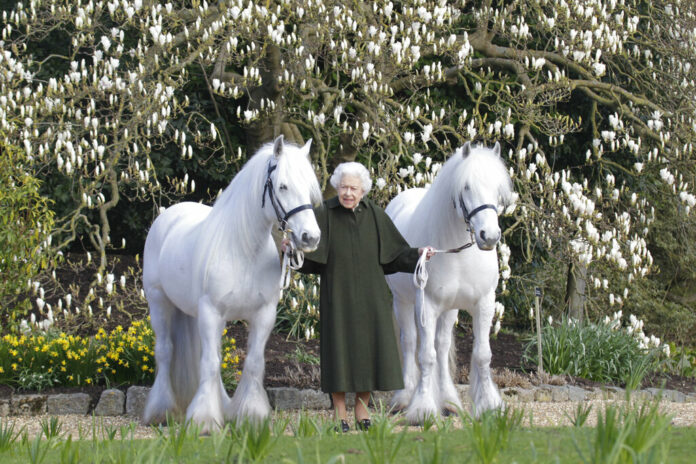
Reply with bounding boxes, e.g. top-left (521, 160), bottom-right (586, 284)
top-left (0, 319), bottom-right (240, 391)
